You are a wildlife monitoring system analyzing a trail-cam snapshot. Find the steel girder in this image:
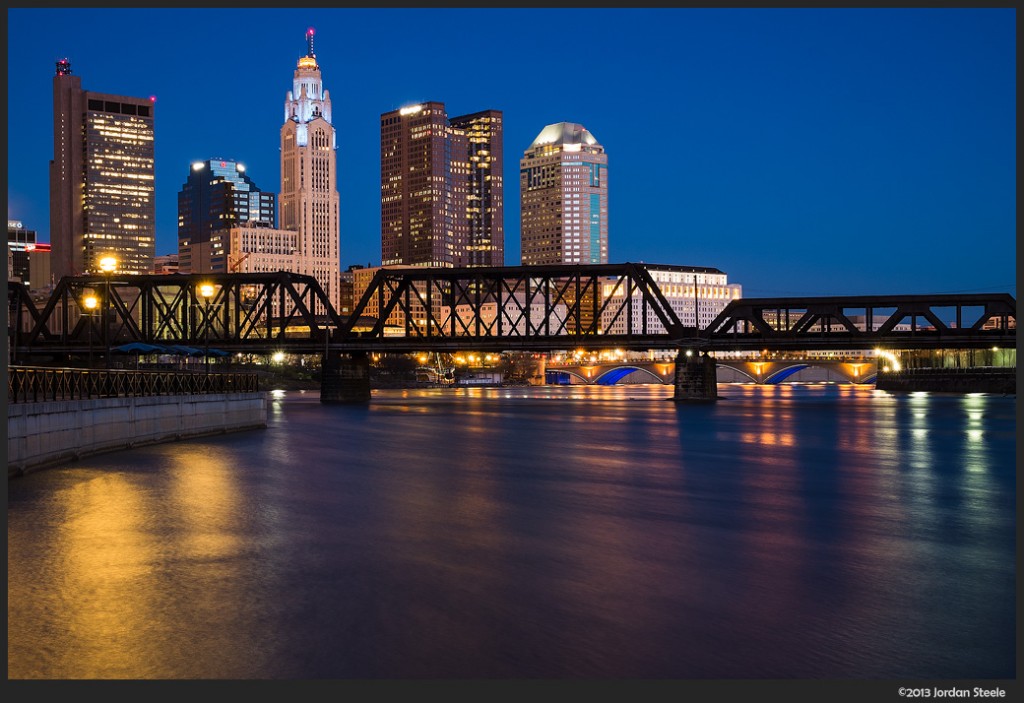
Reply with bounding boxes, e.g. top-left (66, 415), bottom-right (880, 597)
top-left (8, 271), bottom-right (1018, 356)
top-left (703, 293), bottom-right (1017, 350)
